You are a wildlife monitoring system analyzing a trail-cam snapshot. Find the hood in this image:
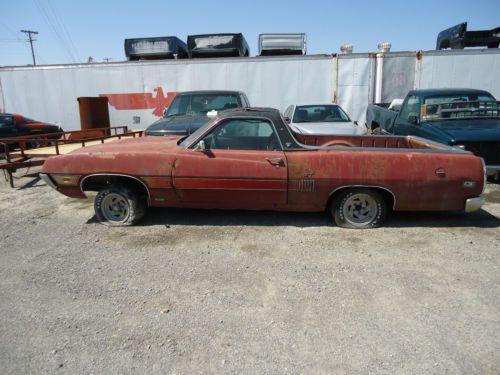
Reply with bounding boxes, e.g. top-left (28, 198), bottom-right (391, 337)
top-left (426, 118), bottom-right (500, 142)
top-left (43, 136), bottom-right (181, 176)
top-left (290, 121), bottom-right (367, 135)
top-left (69, 134), bottom-right (182, 155)
top-left (145, 114), bottom-right (211, 136)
